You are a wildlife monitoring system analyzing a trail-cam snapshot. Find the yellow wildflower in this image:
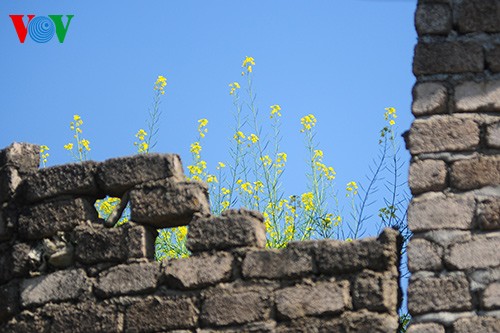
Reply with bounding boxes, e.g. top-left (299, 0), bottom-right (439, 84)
top-left (190, 142), bottom-right (202, 155)
top-left (346, 181), bottom-right (359, 196)
top-left (300, 114), bottom-right (317, 132)
top-left (64, 143), bottom-right (73, 150)
top-left (270, 104), bottom-right (282, 118)
top-left (207, 175), bottom-right (218, 183)
top-left (217, 162), bottom-right (226, 169)
top-left (248, 133), bottom-right (259, 144)
top-left (301, 192), bottom-right (314, 211)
